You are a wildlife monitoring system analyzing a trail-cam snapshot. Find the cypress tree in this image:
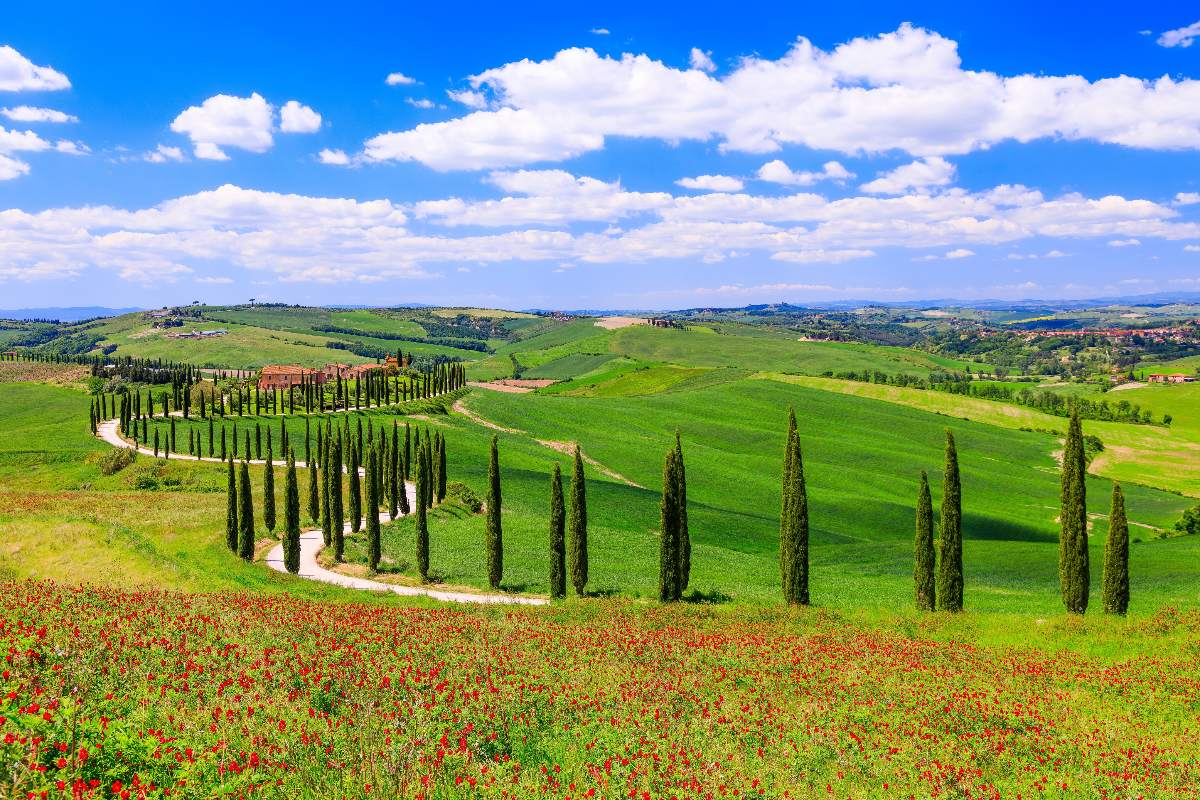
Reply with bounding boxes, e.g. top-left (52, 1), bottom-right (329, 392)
top-left (225, 456), bottom-right (238, 553)
top-left (914, 470), bottom-right (936, 612)
top-left (549, 463), bottom-right (566, 599)
top-left (307, 460), bottom-right (320, 524)
top-left (659, 449), bottom-right (680, 603)
top-left (388, 423), bottom-right (400, 519)
top-left (437, 432), bottom-right (447, 503)
top-left (153, 428), bottom-right (160, 458)
top-left (238, 460), bottom-right (254, 560)
top-left (220, 427), bottom-right (226, 460)
top-left (284, 451), bottom-right (301, 574)
top-left (780, 409), bottom-right (797, 592)
top-left (486, 435), bottom-right (503, 589)
top-left (255, 423), bottom-right (261, 460)
top-left (366, 446), bottom-right (381, 571)
top-left (1059, 408), bottom-right (1089, 614)
top-left (1102, 482), bottom-right (1129, 616)
top-left (348, 442), bottom-right (362, 533)
top-left (782, 428), bottom-right (809, 606)
top-left (936, 429), bottom-right (964, 612)
top-left (431, 431), bottom-right (442, 501)
top-left (320, 435), bottom-right (333, 546)
top-left (673, 431), bottom-right (690, 592)
top-left (331, 435), bottom-right (344, 561)
top-left (263, 444), bottom-right (276, 534)
top-left (415, 443), bottom-right (429, 580)
top-left (404, 423), bottom-right (412, 480)
top-left (568, 445), bottom-right (588, 596)
top-left (243, 430), bottom-right (251, 463)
